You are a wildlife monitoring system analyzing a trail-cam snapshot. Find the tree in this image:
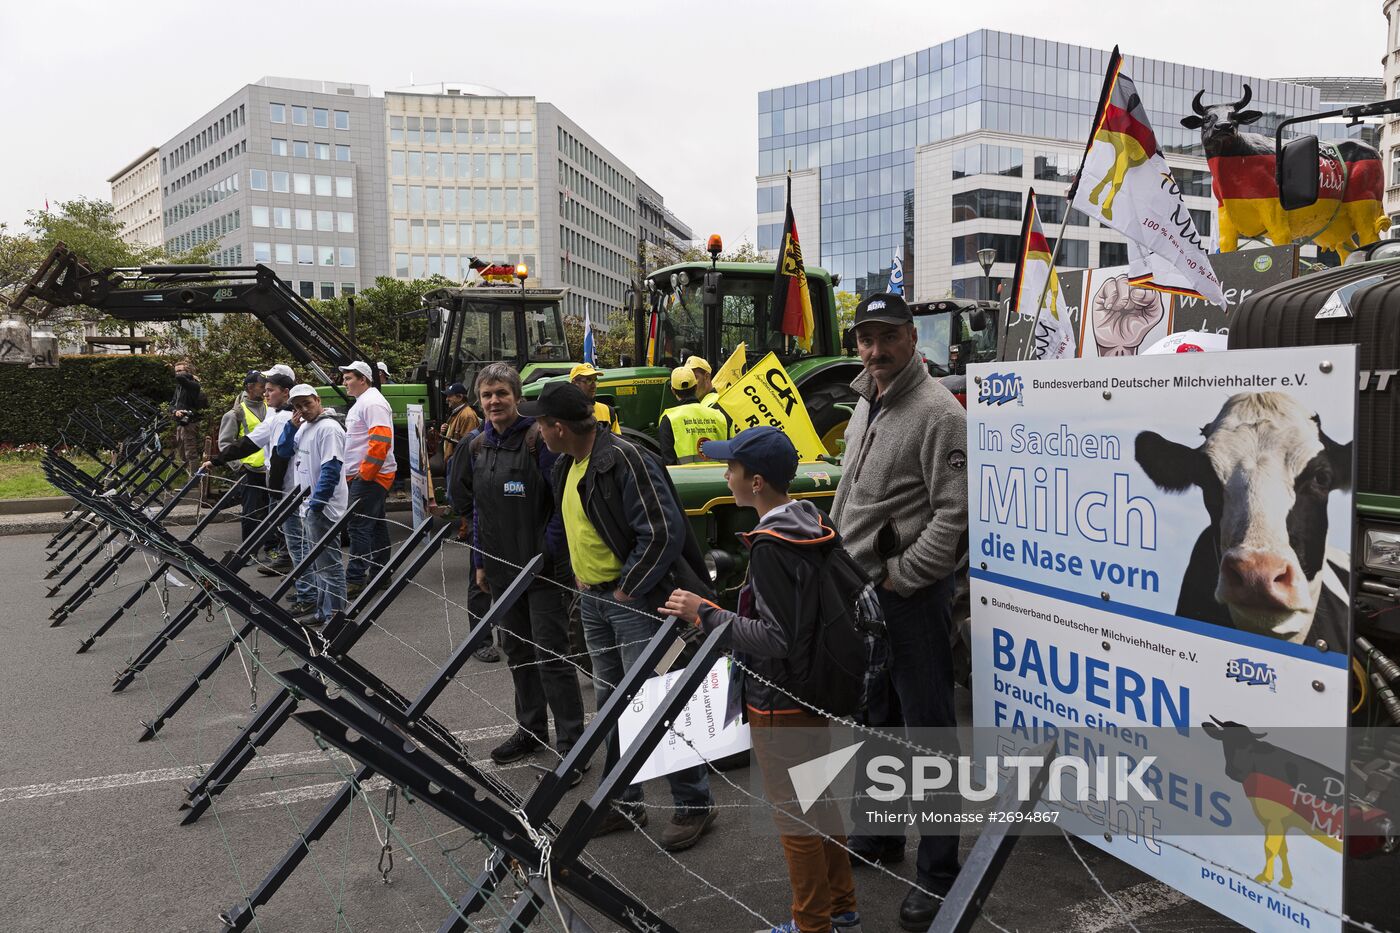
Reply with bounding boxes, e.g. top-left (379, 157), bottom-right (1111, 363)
top-left (835, 290), bottom-right (860, 336)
